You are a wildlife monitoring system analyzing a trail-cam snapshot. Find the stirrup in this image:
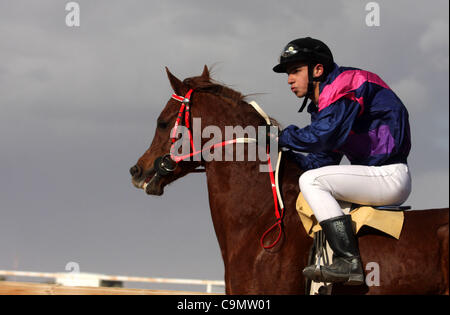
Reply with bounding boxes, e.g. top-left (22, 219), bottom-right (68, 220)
top-left (304, 230), bottom-right (334, 294)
